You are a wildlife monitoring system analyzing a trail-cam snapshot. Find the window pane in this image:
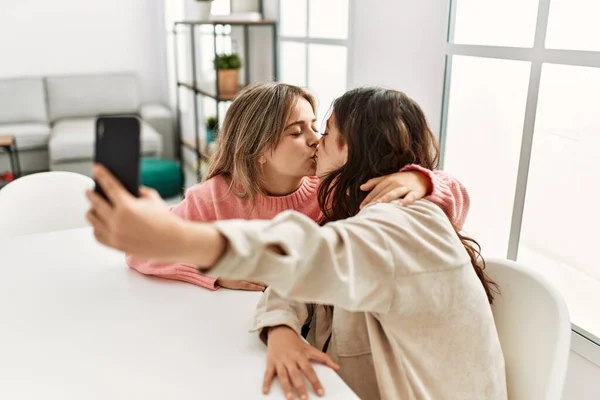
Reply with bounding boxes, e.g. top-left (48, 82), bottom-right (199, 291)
top-left (176, 29), bottom-right (191, 83)
top-left (280, 41), bottom-right (307, 86)
top-left (453, 0), bottom-right (539, 47)
top-left (443, 56), bottom-right (531, 257)
top-left (163, 0), bottom-right (184, 29)
top-left (280, 0), bottom-right (307, 37)
top-left (308, 0), bottom-right (349, 40)
top-left (519, 63), bottom-right (600, 339)
top-left (211, 0), bottom-right (231, 16)
top-left (546, 0), bottom-right (600, 51)
top-left (308, 44), bottom-right (347, 126)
